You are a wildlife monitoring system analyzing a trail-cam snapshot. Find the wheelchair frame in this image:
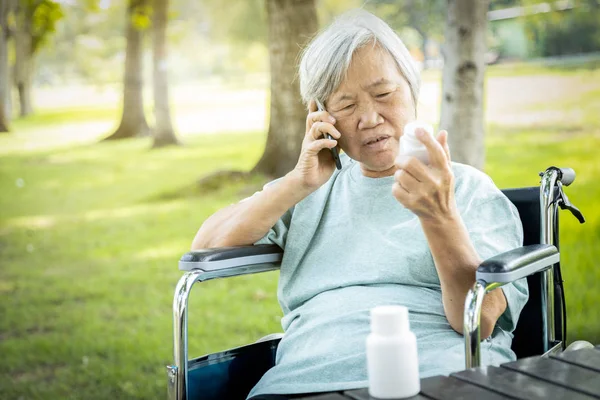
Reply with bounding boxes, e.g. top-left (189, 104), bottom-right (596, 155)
top-left (168, 167), bottom-right (583, 400)
top-left (464, 167), bottom-right (580, 367)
